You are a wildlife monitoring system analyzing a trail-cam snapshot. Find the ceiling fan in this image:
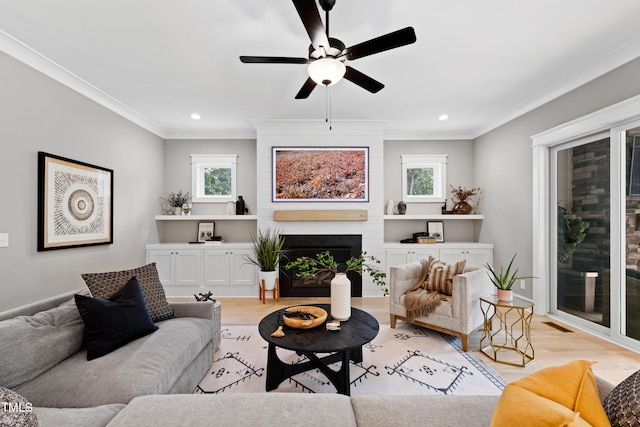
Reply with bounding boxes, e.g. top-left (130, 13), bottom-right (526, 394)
top-left (239, 0), bottom-right (417, 99)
